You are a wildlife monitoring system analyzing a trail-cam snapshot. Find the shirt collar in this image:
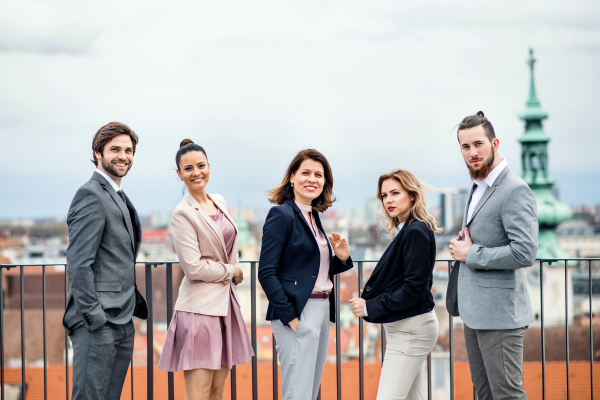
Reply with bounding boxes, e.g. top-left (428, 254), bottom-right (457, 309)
top-left (294, 200), bottom-right (313, 214)
top-left (472, 158), bottom-right (507, 188)
top-left (95, 168), bottom-right (122, 192)
top-left (394, 221), bottom-right (406, 236)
